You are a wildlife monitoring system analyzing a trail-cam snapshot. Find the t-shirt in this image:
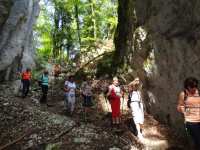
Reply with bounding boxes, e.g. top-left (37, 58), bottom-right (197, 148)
top-left (131, 91), bottom-right (141, 102)
top-left (109, 85), bottom-right (121, 97)
top-left (41, 74), bottom-right (49, 86)
top-left (65, 81), bottom-right (76, 95)
top-left (81, 81), bottom-right (92, 96)
top-left (22, 71), bottom-right (31, 80)
top-left (184, 96), bottom-right (200, 122)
